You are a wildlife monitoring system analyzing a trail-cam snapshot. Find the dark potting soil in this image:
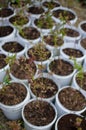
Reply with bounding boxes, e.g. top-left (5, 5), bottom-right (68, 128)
top-left (53, 9), bottom-right (75, 21)
top-left (0, 54), bottom-right (7, 69)
top-left (19, 27), bottom-right (40, 40)
top-left (27, 6), bottom-right (44, 15)
top-left (76, 72), bottom-right (86, 91)
top-left (30, 77), bottom-right (58, 98)
top-left (24, 100), bottom-right (55, 126)
top-left (10, 58), bottom-right (36, 81)
top-left (27, 44), bottom-right (51, 61)
top-left (43, 1), bottom-right (60, 9)
top-left (9, 15), bottom-right (29, 26)
top-left (49, 59), bottom-right (74, 76)
top-left (81, 22), bottom-right (86, 32)
top-left (2, 41), bottom-right (24, 53)
top-left (0, 8), bottom-right (14, 17)
top-left (58, 87), bottom-right (86, 111)
top-left (63, 48), bottom-right (83, 58)
top-left (0, 83), bottom-right (27, 105)
top-left (58, 114), bottom-right (86, 130)
top-left (80, 38), bottom-right (86, 49)
top-left (43, 35), bottom-right (64, 46)
top-left (0, 26), bottom-right (13, 37)
top-left (61, 28), bottom-right (79, 37)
